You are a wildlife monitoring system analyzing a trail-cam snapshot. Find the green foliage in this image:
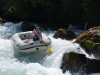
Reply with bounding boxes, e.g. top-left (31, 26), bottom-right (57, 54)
top-left (85, 40), bottom-right (95, 50)
top-left (0, 0), bottom-right (100, 25)
top-left (80, 32), bottom-right (85, 38)
top-left (68, 24), bottom-right (73, 31)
